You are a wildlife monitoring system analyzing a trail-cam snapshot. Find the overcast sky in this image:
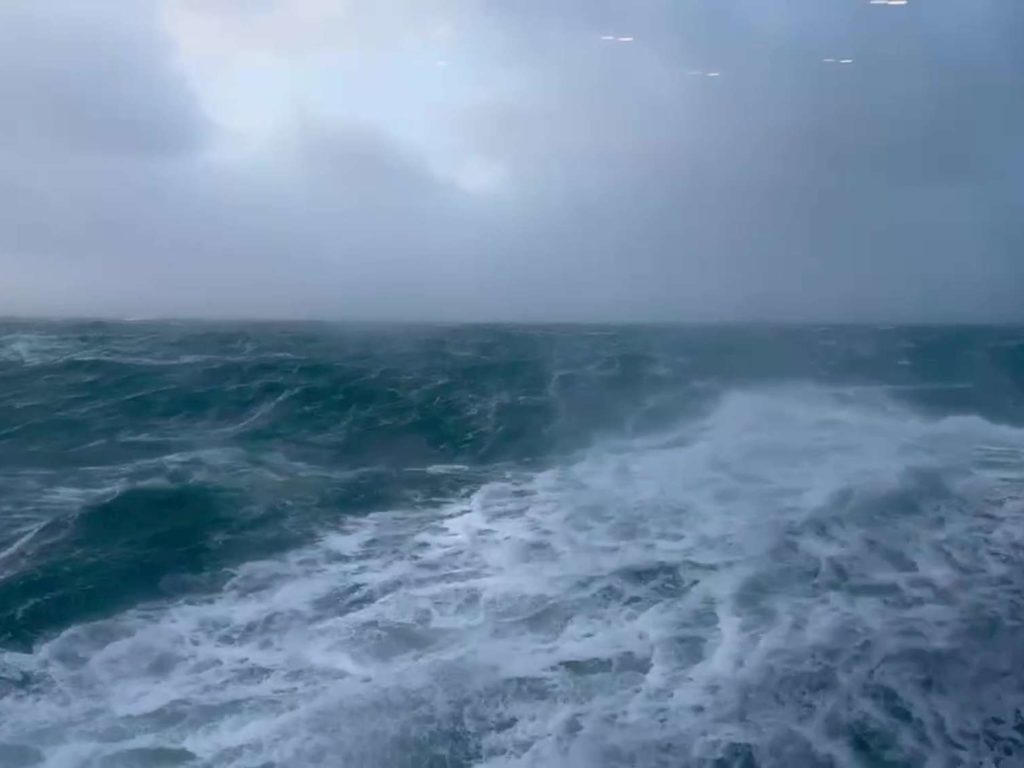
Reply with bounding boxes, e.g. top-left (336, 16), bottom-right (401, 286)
top-left (1, 0), bottom-right (1021, 321)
